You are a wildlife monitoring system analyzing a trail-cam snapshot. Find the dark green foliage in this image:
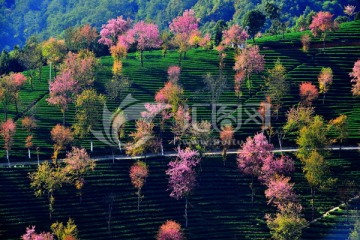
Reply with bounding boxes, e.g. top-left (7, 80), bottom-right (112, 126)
top-left (2, 0), bottom-right (360, 50)
top-left (243, 10), bottom-right (266, 42)
top-left (212, 20), bottom-right (227, 46)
